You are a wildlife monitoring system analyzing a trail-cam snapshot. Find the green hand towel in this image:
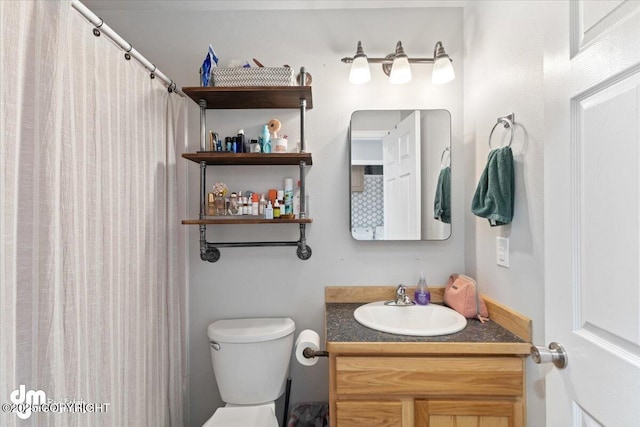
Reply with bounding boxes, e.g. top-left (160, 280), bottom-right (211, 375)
top-left (434, 166), bottom-right (451, 224)
top-left (471, 146), bottom-right (514, 226)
